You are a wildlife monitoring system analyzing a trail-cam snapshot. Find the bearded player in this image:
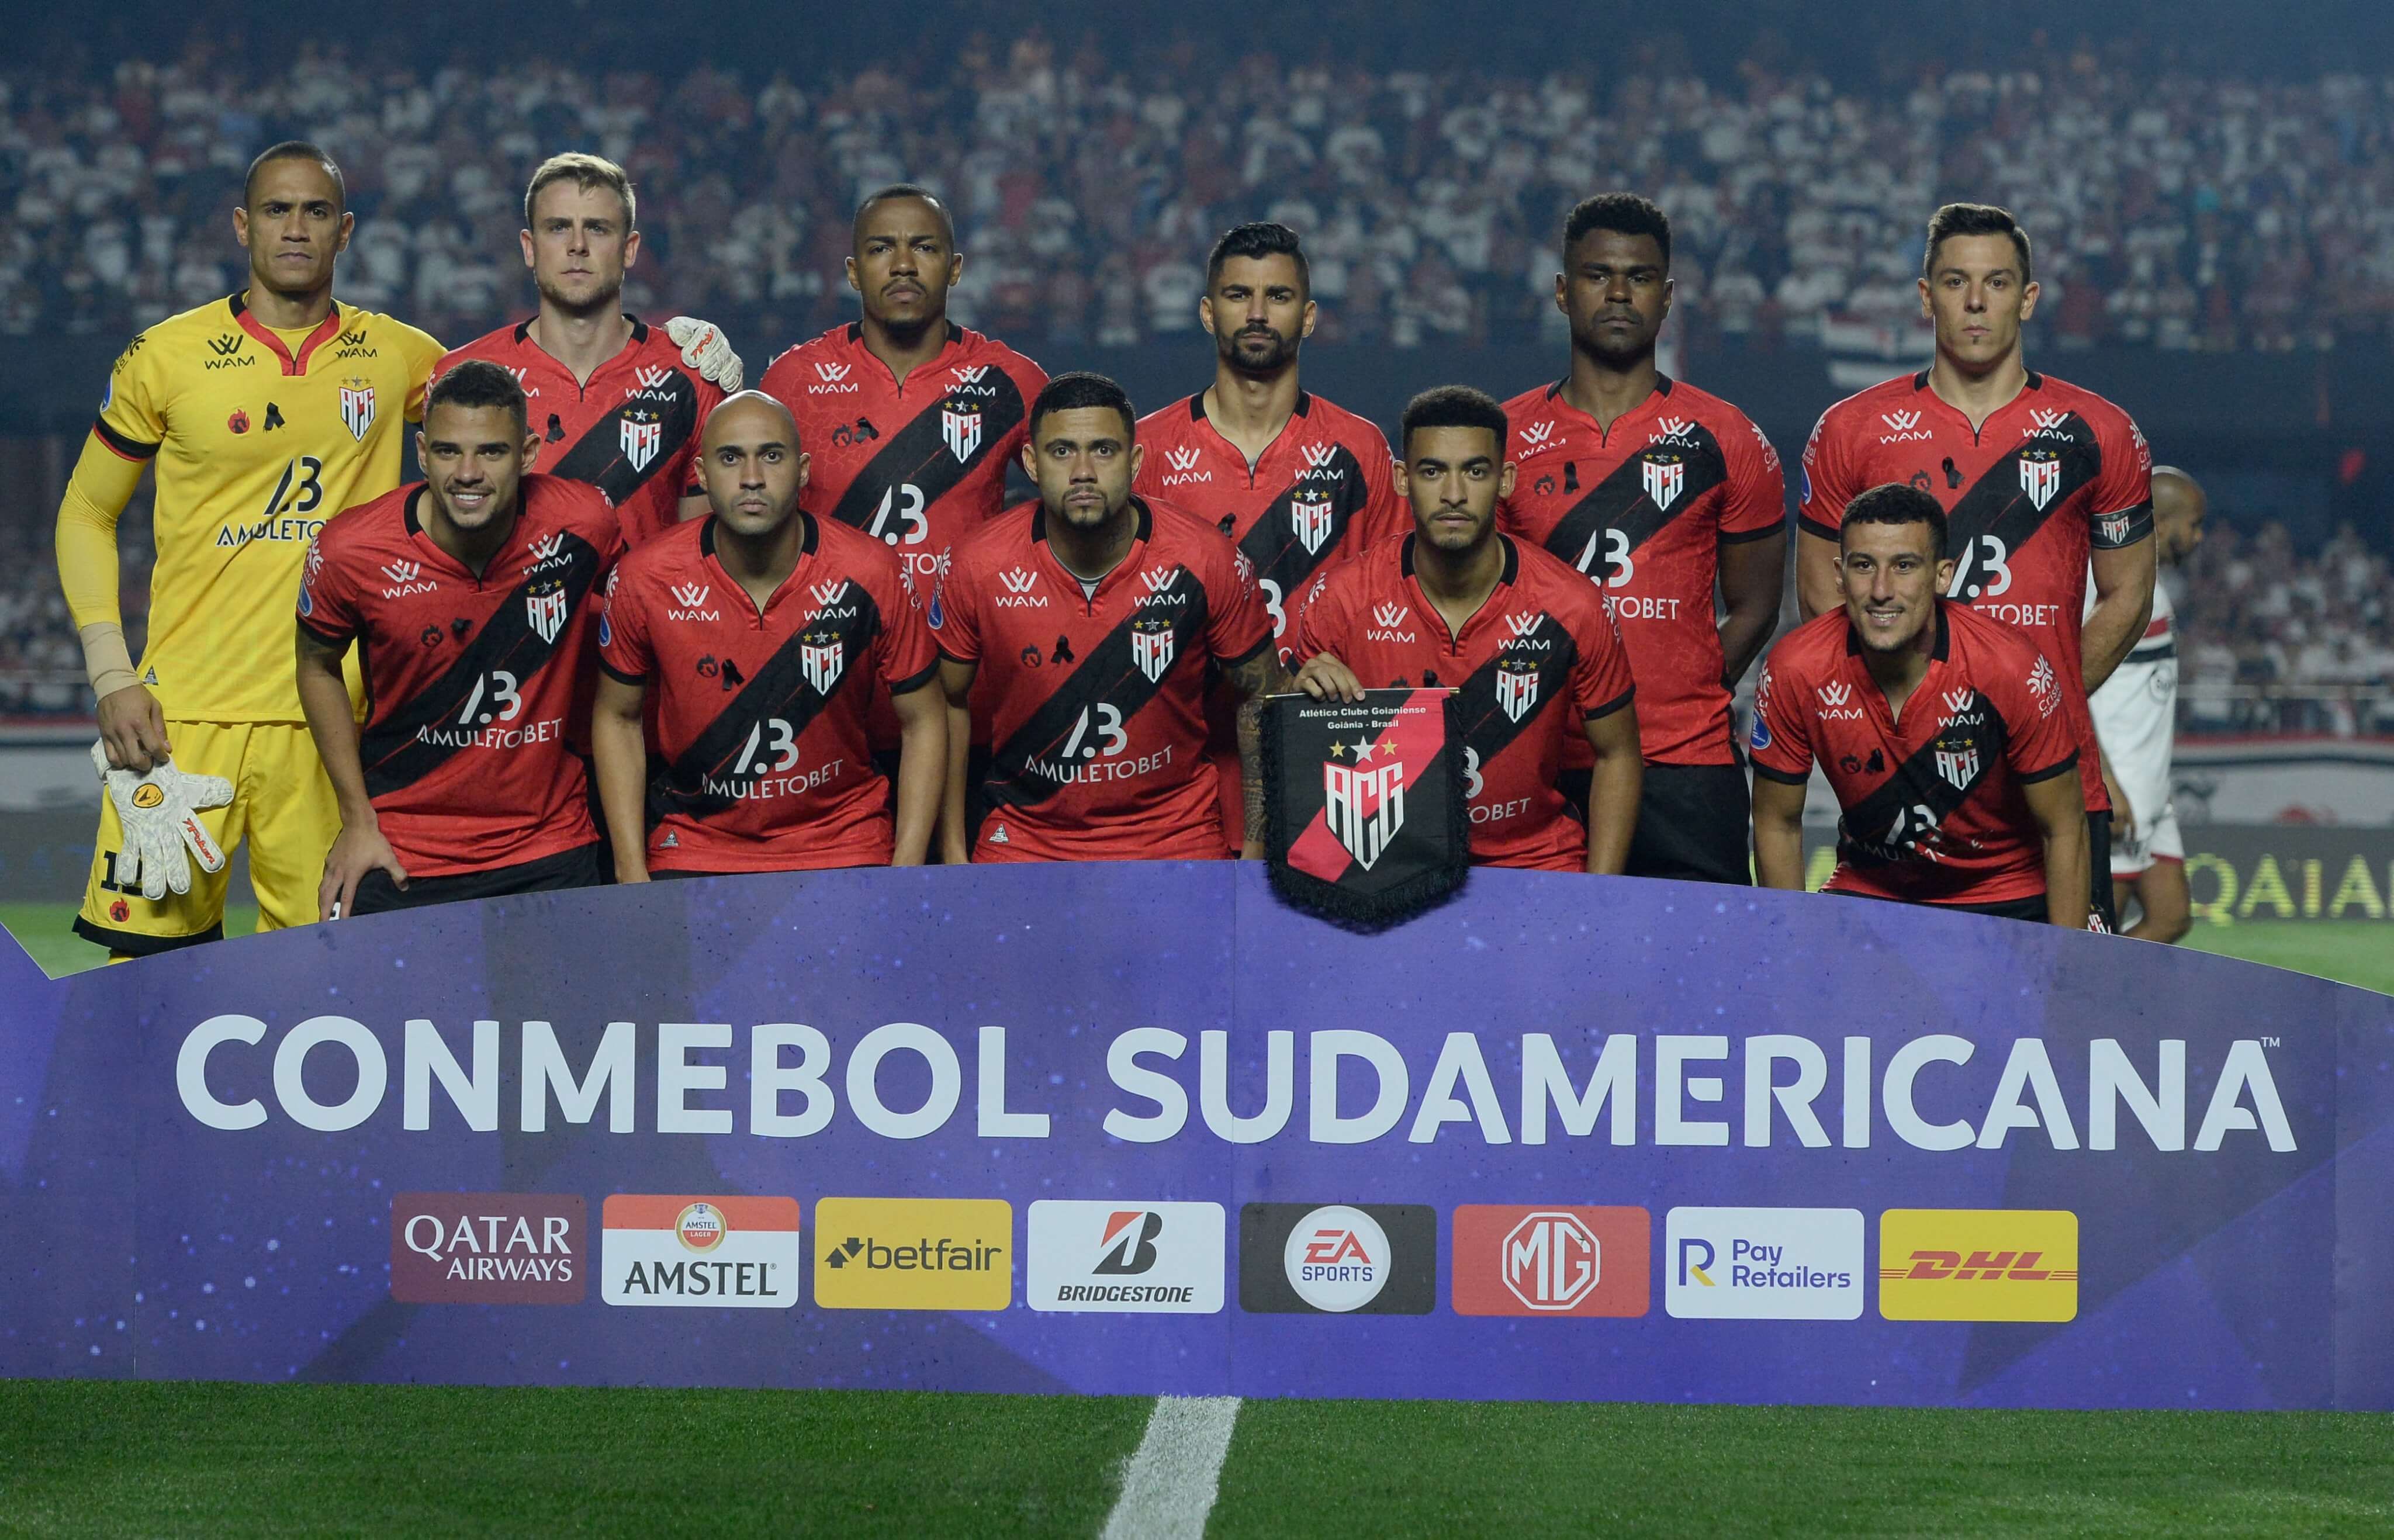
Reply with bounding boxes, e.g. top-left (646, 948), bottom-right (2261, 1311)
top-left (55, 141), bottom-right (739, 957)
top-left (593, 393), bottom-right (944, 876)
top-left (1132, 221), bottom-right (1405, 854)
top-left (1753, 484), bottom-right (2088, 926)
top-left (1796, 203), bottom-right (2153, 929)
top-left (1499, 193), bottom-right (1784, 883)
top-left (439, 154), bottom-right (733, 546)
top-left (2092, 466), bottom-right (2206, 942)
top-left (1293, 386), bottom-right (1642, 873)
top-left (931, 372), bottom-right (1284, 862)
